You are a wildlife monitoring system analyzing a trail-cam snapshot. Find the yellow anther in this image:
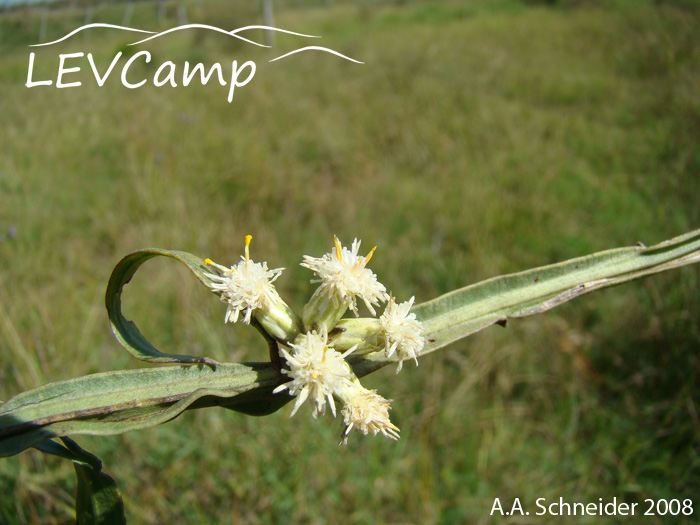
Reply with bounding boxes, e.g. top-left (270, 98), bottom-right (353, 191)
top-left (365, 246), bottom-right (377, 264)
top-left (322, 346), bottom-right (328, 364)
top-left (334, 235), bottom-right (343, 262)
top-left (204, 258), bottom-right (234, 274)
top-left (244, 235), bottom-right (252, 265)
